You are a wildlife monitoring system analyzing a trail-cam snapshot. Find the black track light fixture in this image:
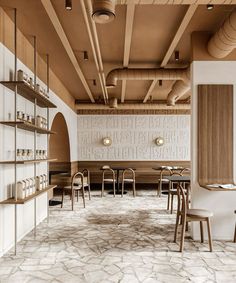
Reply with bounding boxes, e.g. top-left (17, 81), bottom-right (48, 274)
top-left (65, 0), bottom-right (72, 11)
top-left (83, 51), bottom-right (89, 61)
top-left (159, 80), bottom-right (162, 87)
top-left (175, 50), bottom-right (180, 61)
top-left (207, 4), bottom-right (214, 10)
top-left (93, 79), bottom-right (96, 86)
